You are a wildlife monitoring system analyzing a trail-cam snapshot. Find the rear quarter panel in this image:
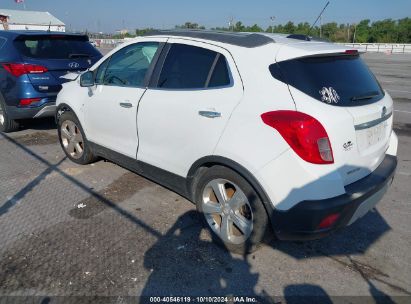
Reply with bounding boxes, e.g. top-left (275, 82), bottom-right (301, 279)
top-left (214, 44), bottom-right (296, 174)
